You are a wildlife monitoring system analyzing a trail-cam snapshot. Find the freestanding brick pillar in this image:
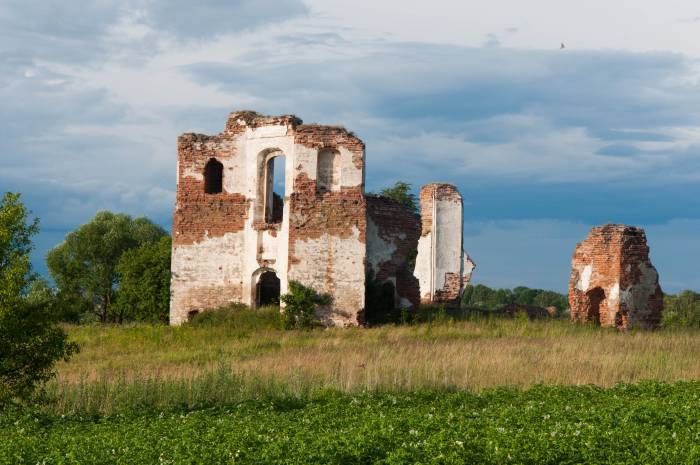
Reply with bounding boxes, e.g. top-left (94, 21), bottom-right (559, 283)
top-left (413, 183), bottom-right (475, 305)
top-left (568, 224), bottom-right (663, 330)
